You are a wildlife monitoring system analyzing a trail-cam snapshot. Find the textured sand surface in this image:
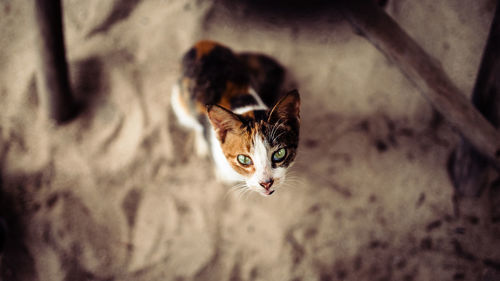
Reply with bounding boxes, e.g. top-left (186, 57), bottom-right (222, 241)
top-left (0, 1), bottom-right (499, 280)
